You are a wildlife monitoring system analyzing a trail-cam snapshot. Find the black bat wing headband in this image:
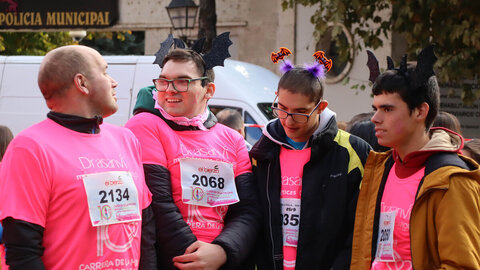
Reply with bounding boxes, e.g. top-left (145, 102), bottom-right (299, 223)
top-left (366, 45), bottom-right (437, 90)
top-left (153, 33), bottom-right (174, 67)
top-left (153, 32), bottom-right (233, 70)
top-left (202, 32), bottom-right (233, 70)
top-left (412, 45), bottom-right (437, 90)
top-left (366, 50), bottom-right (380, 83)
